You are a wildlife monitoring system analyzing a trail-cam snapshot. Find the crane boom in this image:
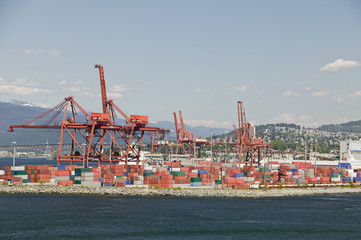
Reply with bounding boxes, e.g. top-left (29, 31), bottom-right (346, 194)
top-left (95, 64), bottom-right (108, 114)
